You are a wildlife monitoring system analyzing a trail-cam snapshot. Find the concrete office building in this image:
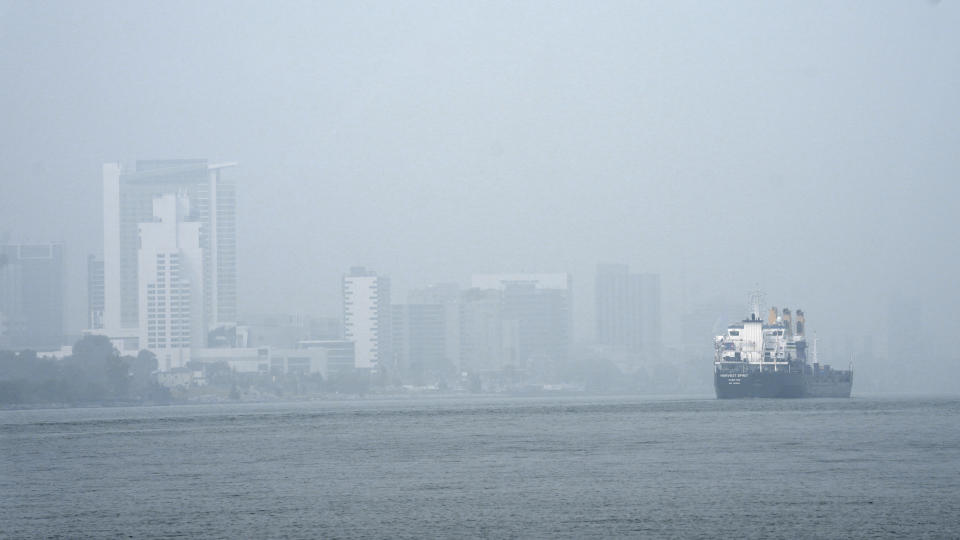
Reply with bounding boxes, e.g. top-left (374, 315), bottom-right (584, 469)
top-left (392, 303), bottom-right (447, 376)
top-left (469, 274), bottom-right (571, 372)
top-left (407, 282), bottom-right (461, 373)
top-left (500, 281), bottom-right (571, 370)
top-left (459, 288), bottom-right (519, 374)
top-left (0, 243), bottom-right (64, 349)
top-left (595, 264), bottom-right (661, 359)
